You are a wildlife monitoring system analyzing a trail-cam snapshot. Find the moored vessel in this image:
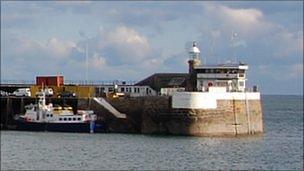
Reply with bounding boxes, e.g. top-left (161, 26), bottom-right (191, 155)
top-left (14, 89), bottom-right (104, 133)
